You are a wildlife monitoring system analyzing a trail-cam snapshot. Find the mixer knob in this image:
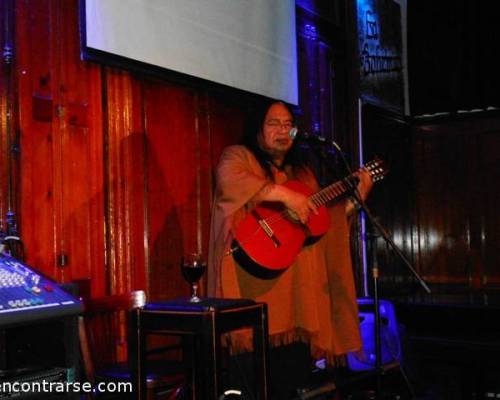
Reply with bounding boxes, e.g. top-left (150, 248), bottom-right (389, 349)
top-left (32, 286), bottom-right (42, 294)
